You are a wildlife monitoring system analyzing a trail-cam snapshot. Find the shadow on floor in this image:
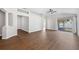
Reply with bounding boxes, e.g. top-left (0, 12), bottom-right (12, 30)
top-left (0, 36), bottom-right (2, 40)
